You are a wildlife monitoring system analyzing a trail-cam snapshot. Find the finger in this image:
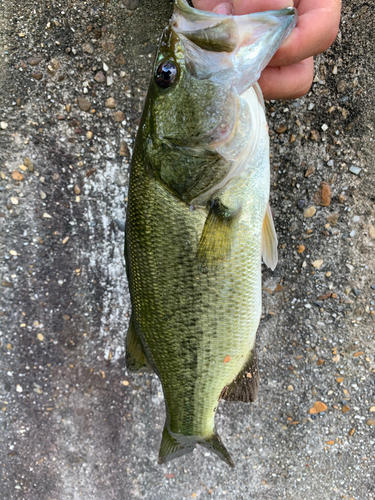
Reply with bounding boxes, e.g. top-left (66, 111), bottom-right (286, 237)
top-left (269, 0), bottom-right (341, 66)
top-left (192, 0), bottom-right (232, 11)
top-left (259, 56), bottom-right (314, 100)
top-left (232, 0), bottom-right (292, 14)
